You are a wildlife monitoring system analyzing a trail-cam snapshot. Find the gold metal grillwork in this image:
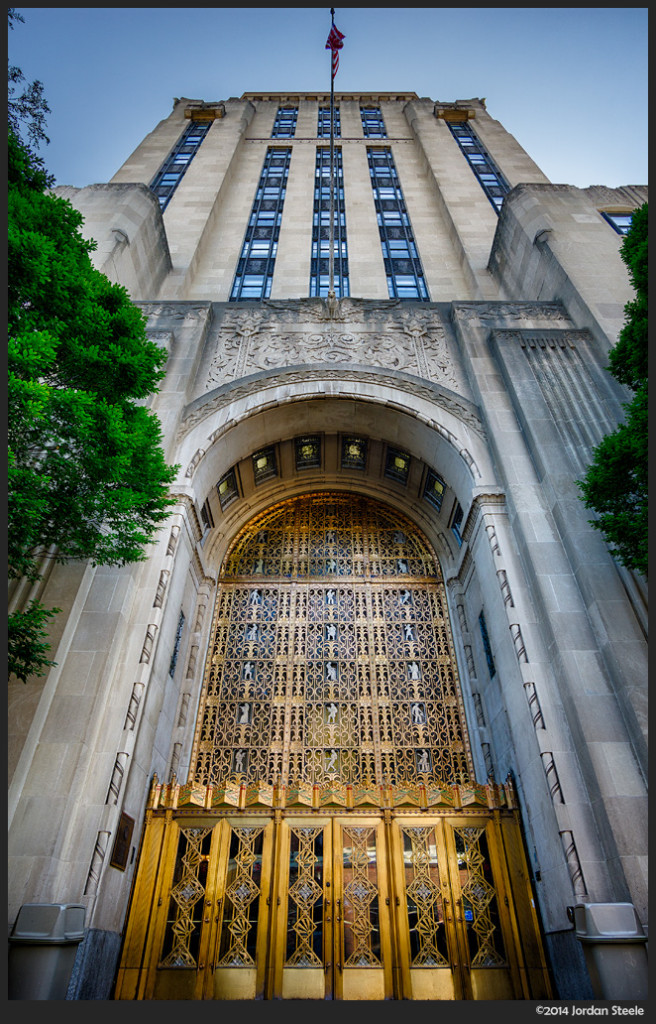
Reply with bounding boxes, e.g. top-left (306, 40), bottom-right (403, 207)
top-left (190, 493), bottom-right (473, 789)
